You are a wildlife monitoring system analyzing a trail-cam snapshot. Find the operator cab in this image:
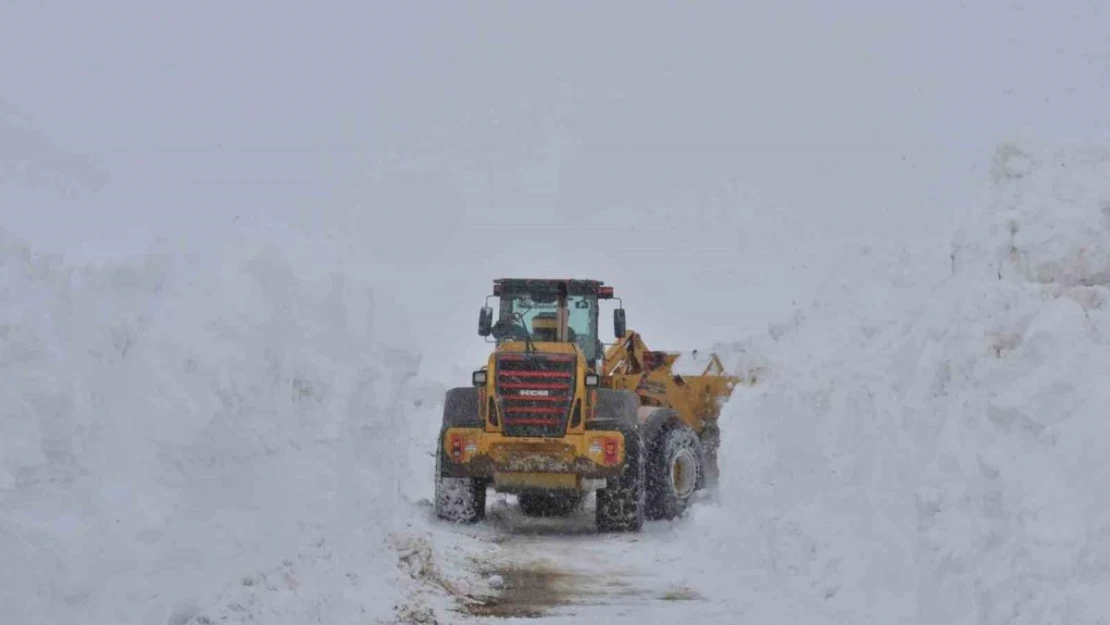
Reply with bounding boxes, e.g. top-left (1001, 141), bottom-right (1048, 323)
top-left (530, 312), bottom-right (568, 342)
top-left (476, 278), bottom-right (626, 363)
